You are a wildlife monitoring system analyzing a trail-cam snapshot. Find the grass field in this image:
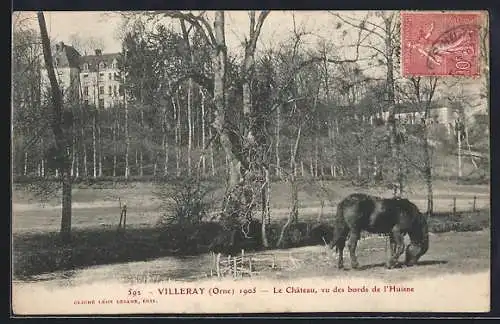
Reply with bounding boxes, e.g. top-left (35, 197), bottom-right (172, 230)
top-left (12, 179), bottom-right (490, 233)
top-left (12, 179), bottom-right (490, 282)
top-left (14, 230), bottom-right (490, 285)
